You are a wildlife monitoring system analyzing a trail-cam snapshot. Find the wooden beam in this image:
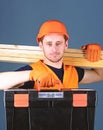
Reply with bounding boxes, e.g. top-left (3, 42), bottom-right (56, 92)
top-left (0, 44), bottom-right (103, 68)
